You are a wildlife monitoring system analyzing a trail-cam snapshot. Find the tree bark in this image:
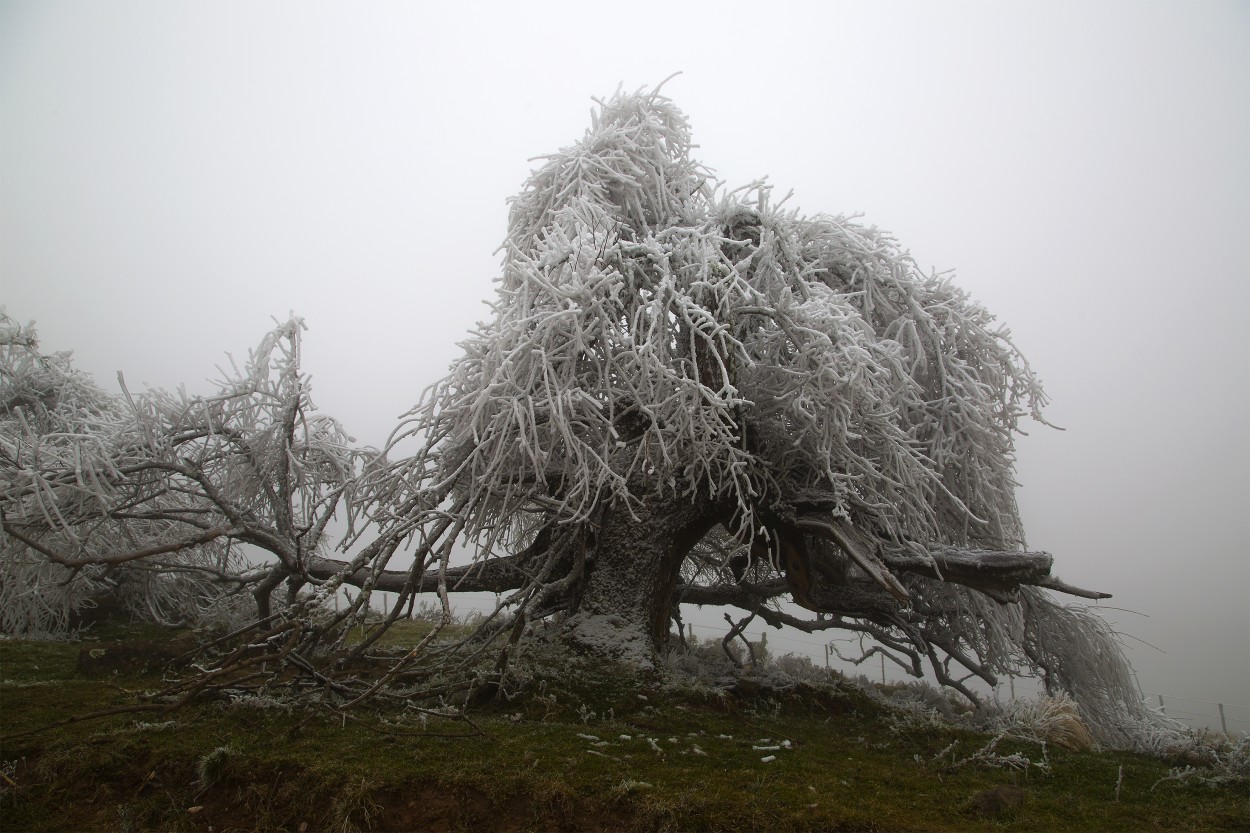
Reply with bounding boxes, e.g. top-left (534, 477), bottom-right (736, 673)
top-left (559, 494), bottom-right (723, 664)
